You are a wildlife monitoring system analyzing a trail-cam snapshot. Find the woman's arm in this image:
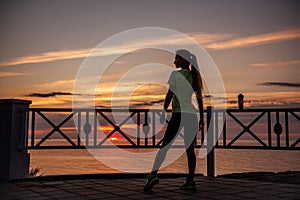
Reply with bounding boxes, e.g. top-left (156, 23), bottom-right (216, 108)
top-left (196, 91), bottom-right (204, 130)
top-left (163, 88), bottom-right (174, 110)
top-left (160, 88), bottom-right (173, 124)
